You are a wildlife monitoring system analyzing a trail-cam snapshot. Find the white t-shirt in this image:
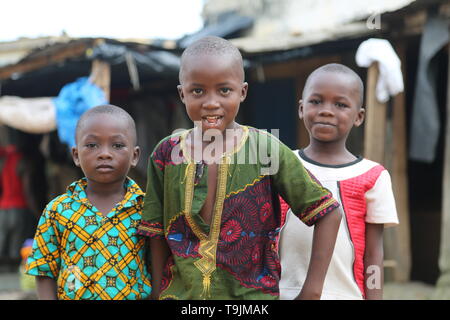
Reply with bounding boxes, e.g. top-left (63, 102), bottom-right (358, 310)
top-left (279, 150), bottom-right (399, 300)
